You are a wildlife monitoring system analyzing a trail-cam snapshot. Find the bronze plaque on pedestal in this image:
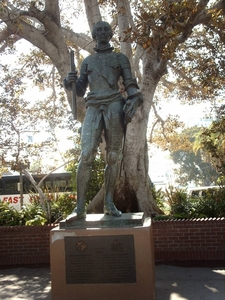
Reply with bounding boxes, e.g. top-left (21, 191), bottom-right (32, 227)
top-left (65, 235), bottom-right (136, 284)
